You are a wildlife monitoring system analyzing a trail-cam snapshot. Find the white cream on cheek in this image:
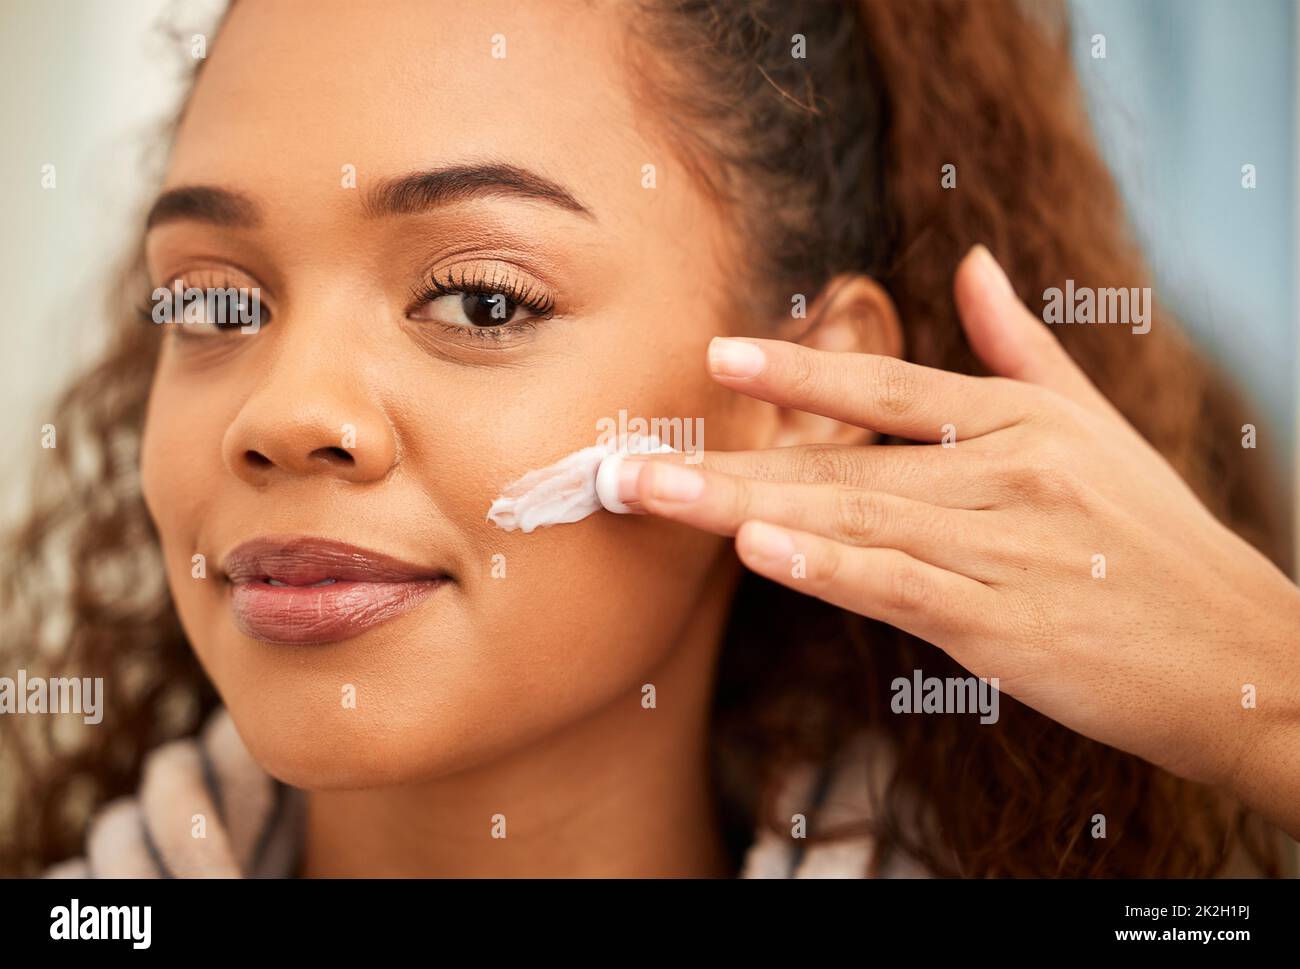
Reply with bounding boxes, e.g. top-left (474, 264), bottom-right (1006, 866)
top-left (486, 433), bottom-right (674, 533)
